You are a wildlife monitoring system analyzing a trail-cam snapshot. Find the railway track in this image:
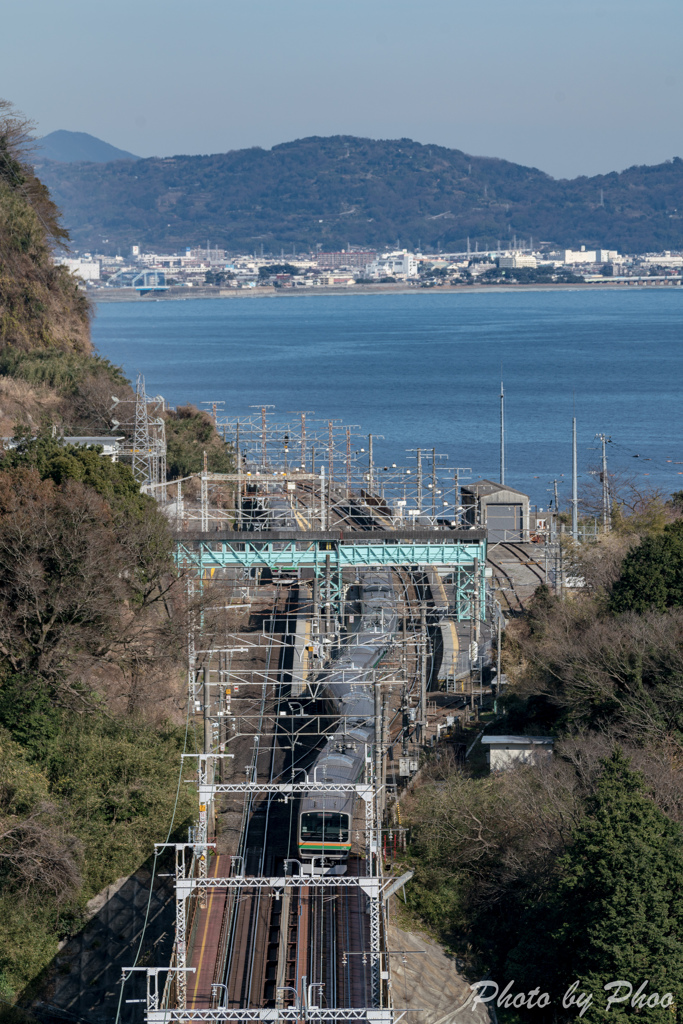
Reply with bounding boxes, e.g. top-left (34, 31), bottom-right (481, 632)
top-left (187, 581), bottom-right (295, 1012)
top-left (182, 489), bottom-right (443, 1020)
top-left (225, 582), bottom-right (294, 1011)
top-left (487, 541), bottom-right (546, 613)
top-left (499, 541), bottom-right (546, 585)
